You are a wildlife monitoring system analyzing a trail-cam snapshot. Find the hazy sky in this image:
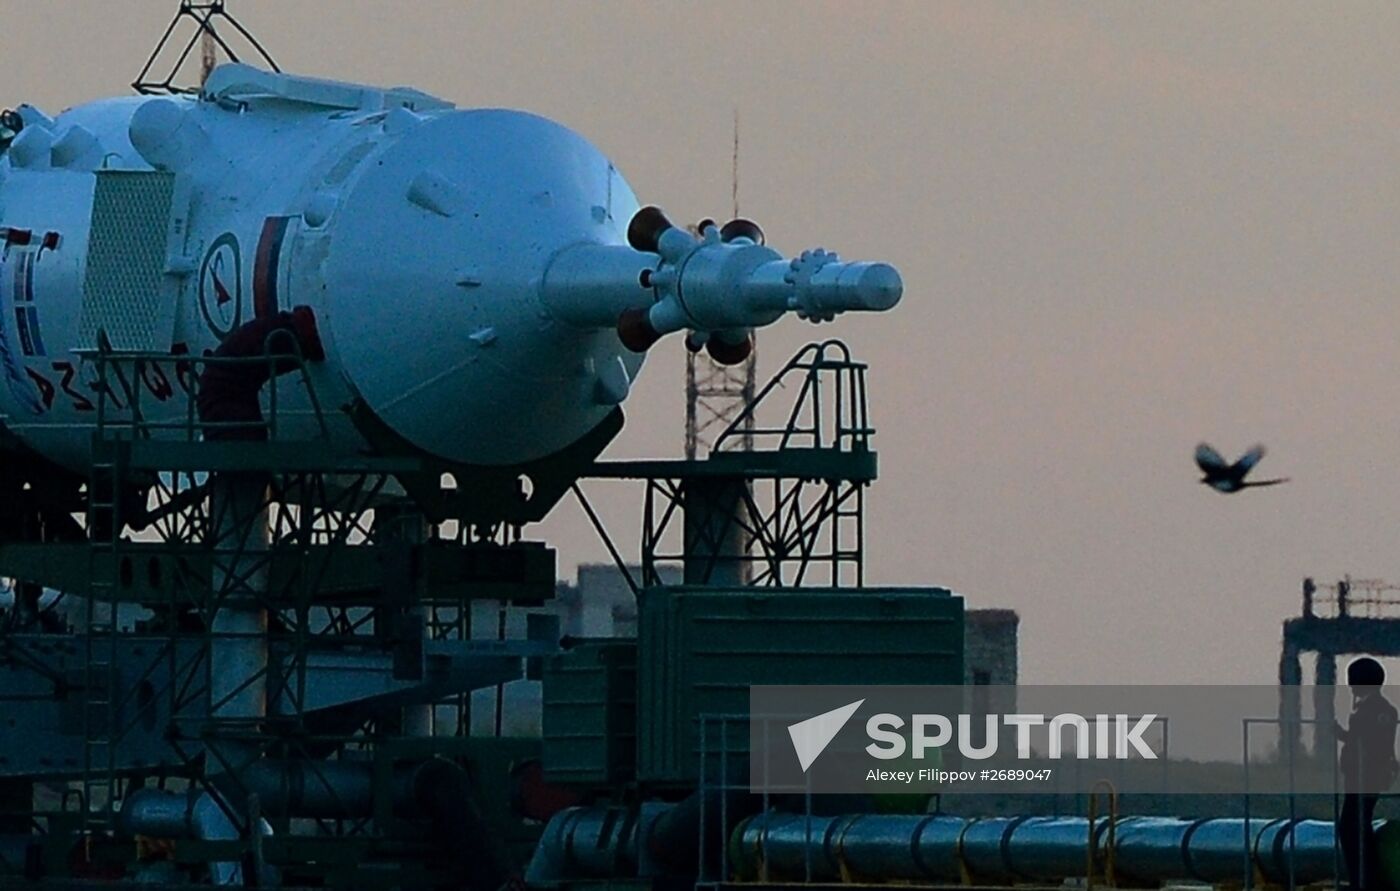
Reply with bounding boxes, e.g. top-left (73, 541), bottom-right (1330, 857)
top-left (9, 2), bottom-right (1400, 684)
